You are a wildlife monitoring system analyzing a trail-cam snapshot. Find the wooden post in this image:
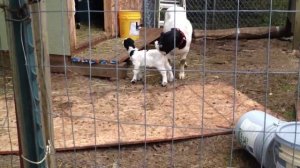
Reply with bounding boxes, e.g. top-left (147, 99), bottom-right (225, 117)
top-left (104, 0), bottom-right (117, 36)
top-left (66, 0), bottom-right (76, 52)
top-left (4, 0), bottom-right (52, 167)
top-left (30, 1), bottom-right (56, 168)
top-left (293, 0), bottom-right (300, 50)
top-left (295, 0), bottom-right (300, 121)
